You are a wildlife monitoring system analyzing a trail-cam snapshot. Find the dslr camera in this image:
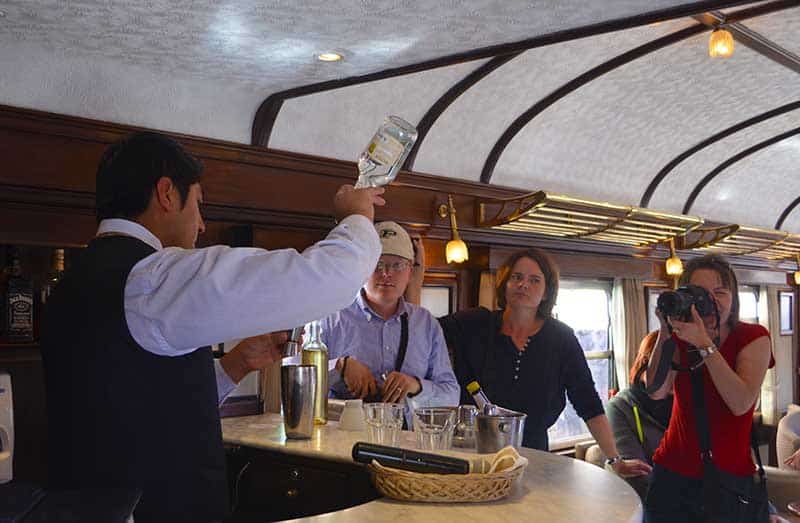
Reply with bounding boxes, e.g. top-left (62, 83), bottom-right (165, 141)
top-left (656, 284), bottom-right (716, 322)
